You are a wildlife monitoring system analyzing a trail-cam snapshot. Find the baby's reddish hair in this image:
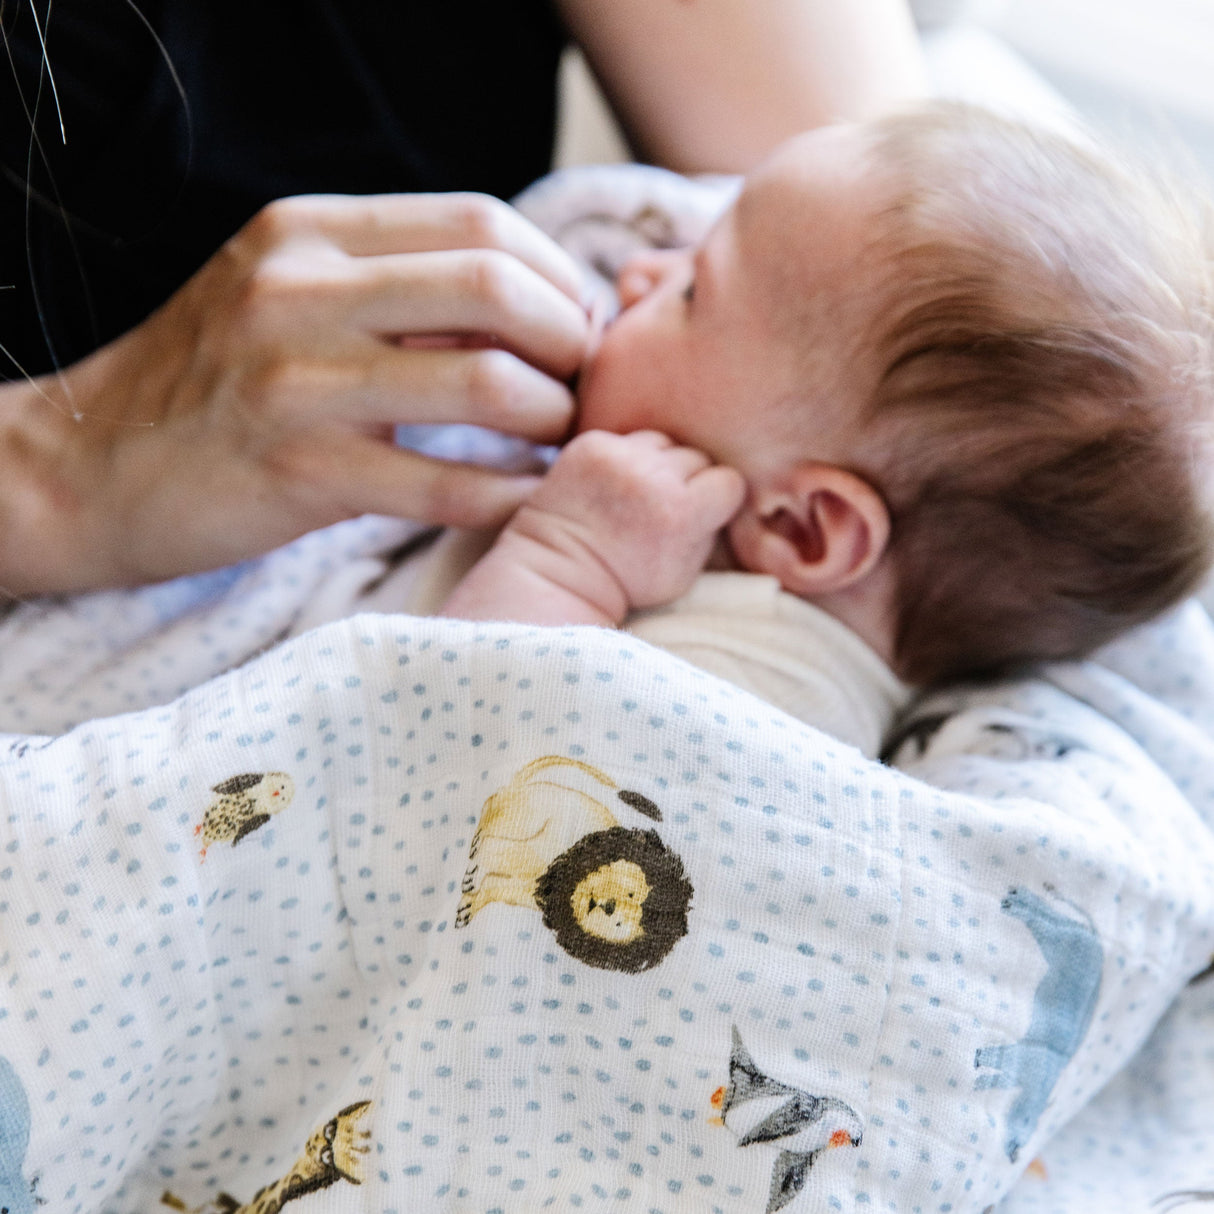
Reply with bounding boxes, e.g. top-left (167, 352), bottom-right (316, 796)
top-left (853, 104), bottom-right (1214, 684)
